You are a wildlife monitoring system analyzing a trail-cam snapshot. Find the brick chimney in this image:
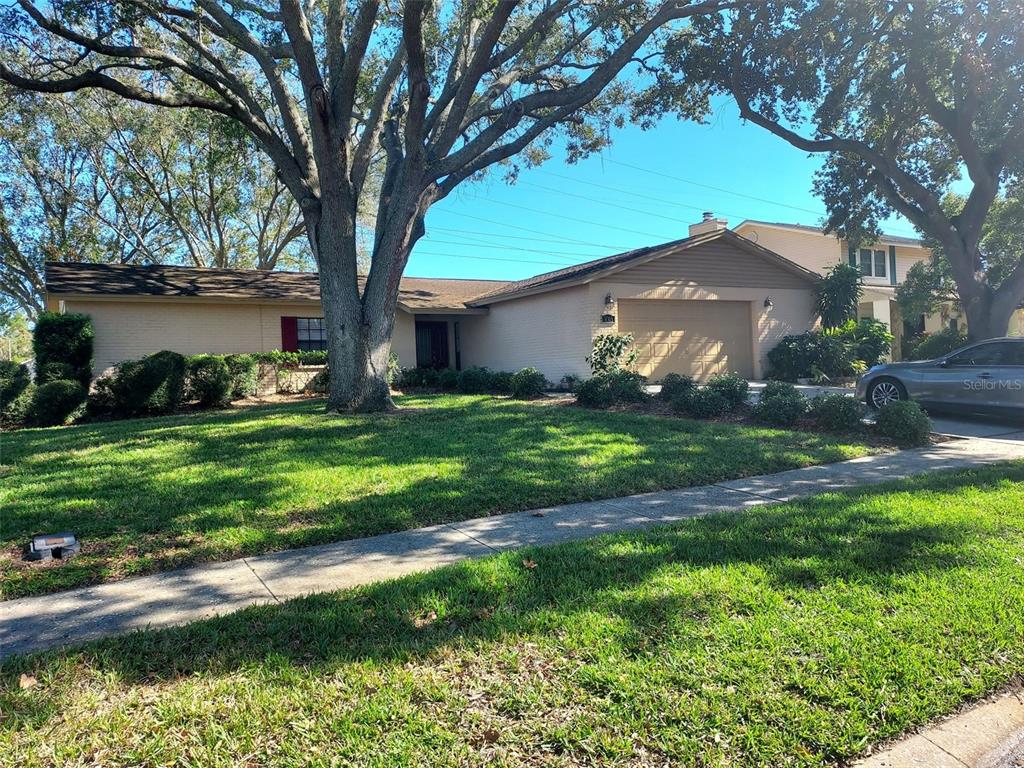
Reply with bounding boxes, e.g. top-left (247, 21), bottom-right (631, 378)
top-left (688, 211), bottom-right (728, 237)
